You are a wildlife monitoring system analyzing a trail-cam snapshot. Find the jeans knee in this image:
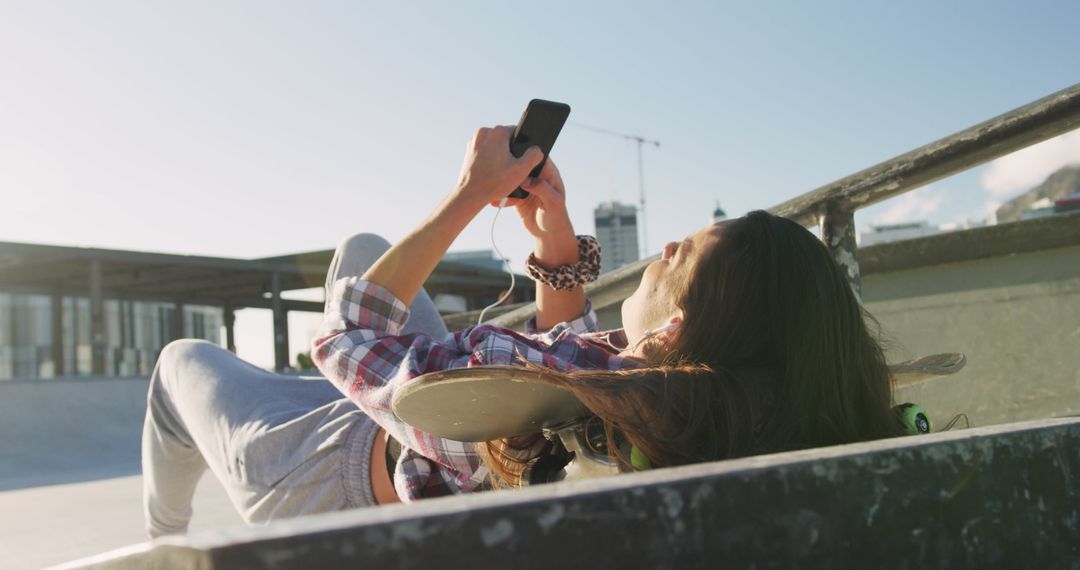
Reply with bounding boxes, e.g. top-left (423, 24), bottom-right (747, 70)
top-left (159, 339), bottom-right (218, 367)
top-left (336, 233), bottom-right (390, 259)
top-left (153, 339), bottom-right (221, 393)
